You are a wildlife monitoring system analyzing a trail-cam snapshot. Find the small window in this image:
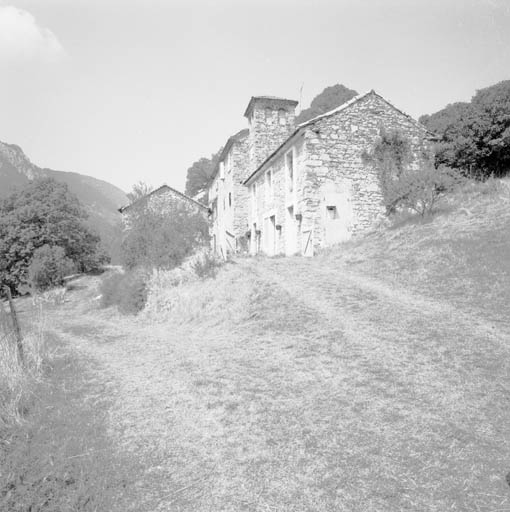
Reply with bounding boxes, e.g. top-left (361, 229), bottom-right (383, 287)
top-left (229, 192), bottom-right (232, 207)
top-left (326, 205), bottom-right (338, 219)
